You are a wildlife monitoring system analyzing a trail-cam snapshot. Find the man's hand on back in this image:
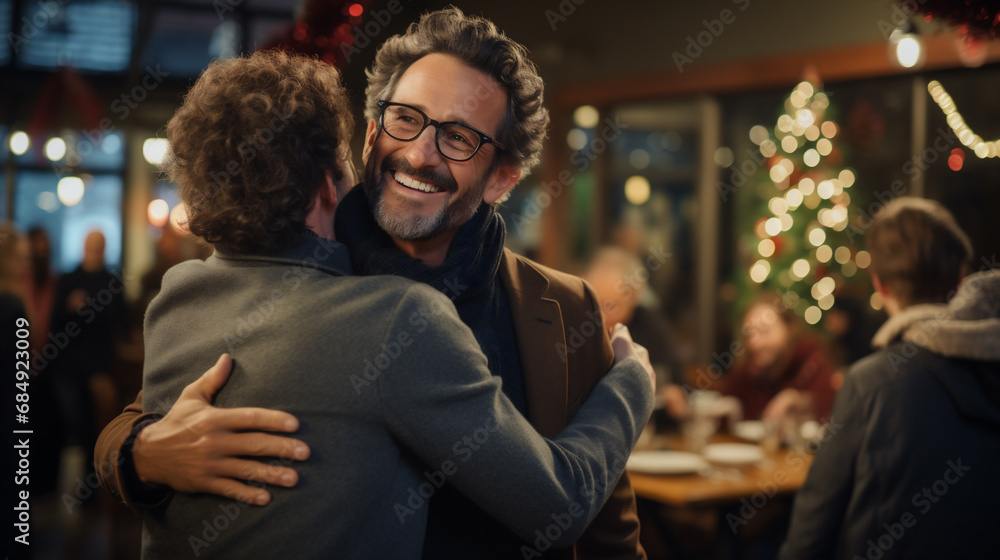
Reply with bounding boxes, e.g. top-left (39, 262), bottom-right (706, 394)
top-left (132, 354), bottom-right (311, 506)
